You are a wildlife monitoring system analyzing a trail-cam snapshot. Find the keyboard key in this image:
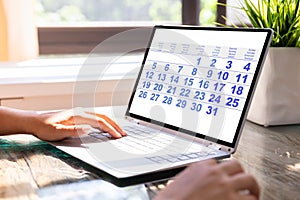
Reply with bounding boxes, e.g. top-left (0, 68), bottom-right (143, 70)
top-left (178, 155), bottom-right (190, 161)
top-left (147, 156), bottom-right (165, 163)
top-left (195, 152), bottom-right (210, 157)
top-left (186, 153), bottom-right (199, 159)
top-left (166, 157), bottom-right (180, 163)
